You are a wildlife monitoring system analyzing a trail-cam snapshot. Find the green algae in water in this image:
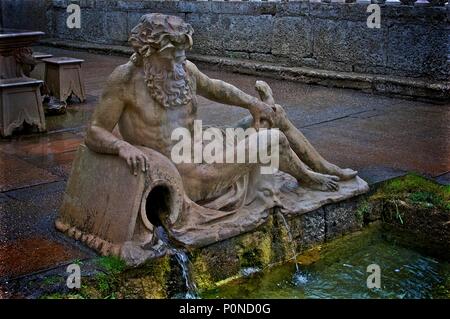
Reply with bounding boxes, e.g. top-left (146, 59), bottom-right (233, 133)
top-left (202, 227), bottom-right (450, 299)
